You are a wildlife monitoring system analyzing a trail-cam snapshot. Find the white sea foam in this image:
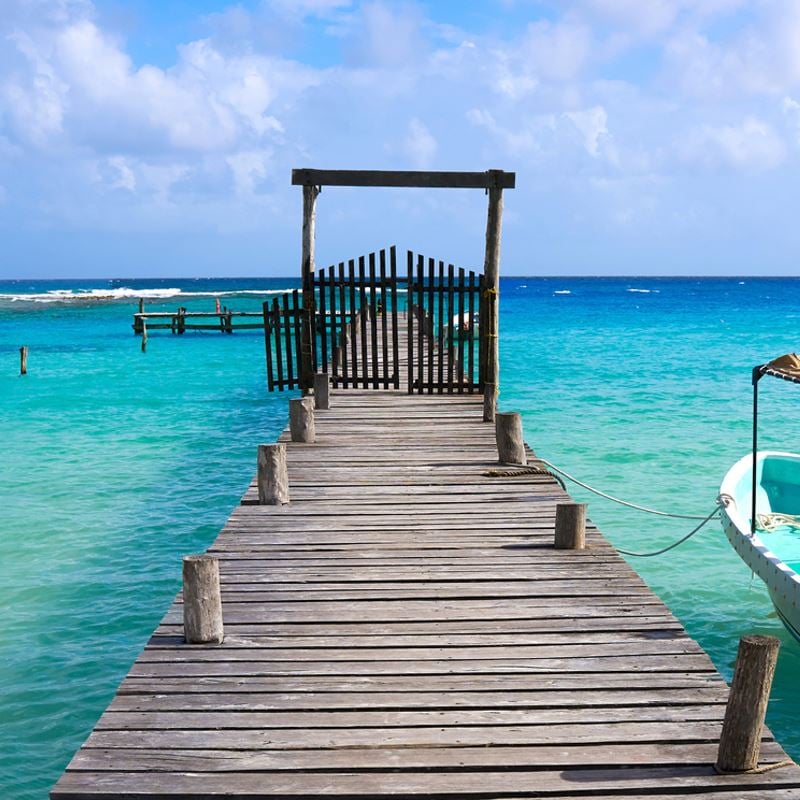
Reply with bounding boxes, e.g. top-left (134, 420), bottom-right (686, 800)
top-left (626, 288), bottom-right (659, 294)
top-left (554, 290), bottom-right (572, 295)
top-left (0, 287), bottom-right (295, 304)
